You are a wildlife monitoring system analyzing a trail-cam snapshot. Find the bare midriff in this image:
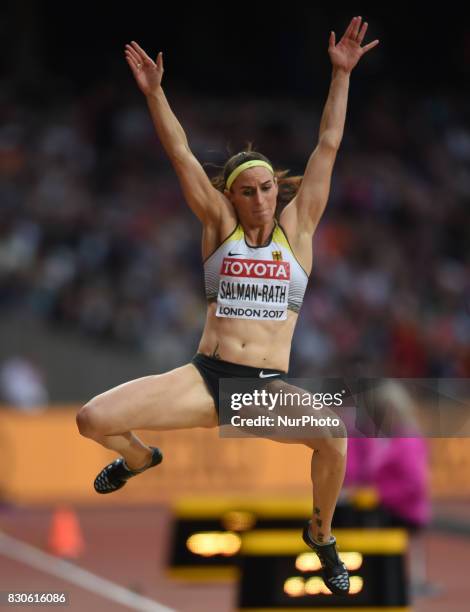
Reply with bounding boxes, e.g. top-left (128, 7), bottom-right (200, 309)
top-left (197, 302), bottom-right (298, 371)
